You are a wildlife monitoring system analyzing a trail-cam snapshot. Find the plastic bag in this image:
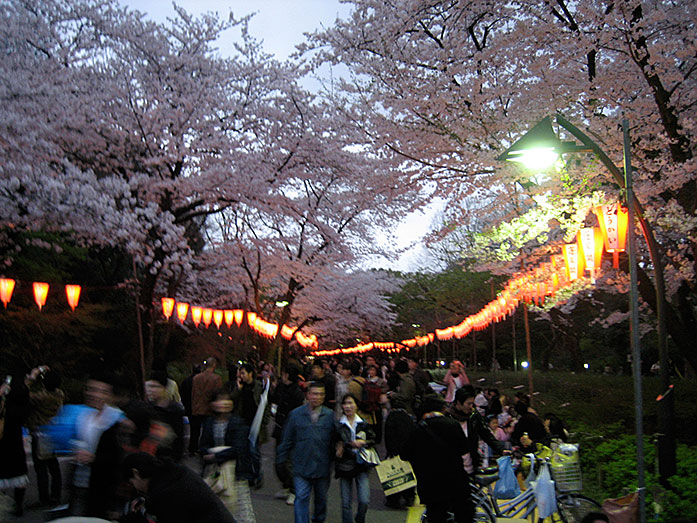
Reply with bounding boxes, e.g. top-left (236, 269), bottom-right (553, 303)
top-left (532, 461), bottom-right (556, 518)
top-left (494, 455), bottom-right (521, 499)
top-left (522, 453), bottom-right (536, 488)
